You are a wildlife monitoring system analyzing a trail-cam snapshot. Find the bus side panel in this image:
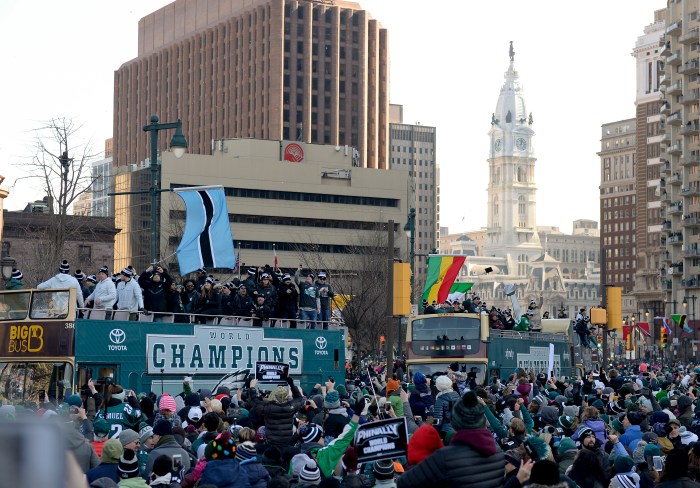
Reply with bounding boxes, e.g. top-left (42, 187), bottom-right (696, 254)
top-left (488, 338), bottom-right (573, 380)
top-left (75, 319), bottom-right (345, 394)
